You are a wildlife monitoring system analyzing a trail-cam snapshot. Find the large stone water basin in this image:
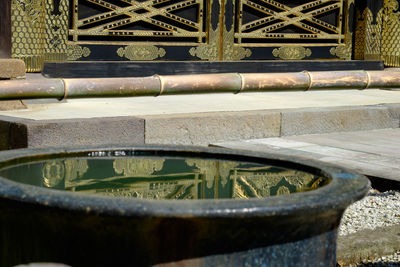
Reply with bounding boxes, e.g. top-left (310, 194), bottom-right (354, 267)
top-left (0, 146), bottom-right (369, 267)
